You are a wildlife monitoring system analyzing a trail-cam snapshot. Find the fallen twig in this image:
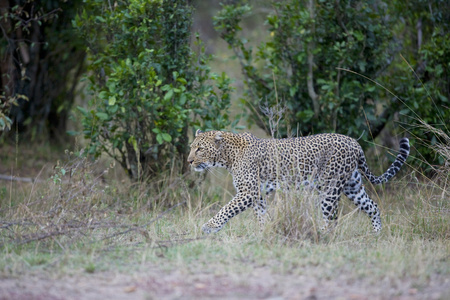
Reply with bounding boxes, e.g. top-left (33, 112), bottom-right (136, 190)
top-left (0, 174), bottom-right (43, 183)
